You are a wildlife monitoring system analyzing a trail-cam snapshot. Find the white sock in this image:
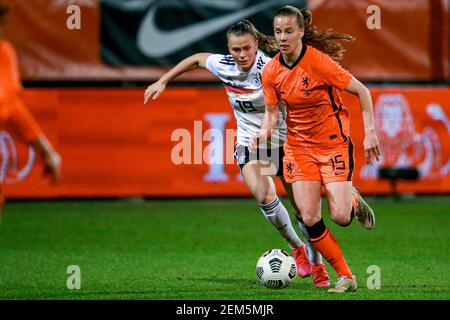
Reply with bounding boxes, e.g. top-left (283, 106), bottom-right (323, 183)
top-left (259, 197), bottom-right (304, 249)
top-left (296, 216), bottom-right (323, 265)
